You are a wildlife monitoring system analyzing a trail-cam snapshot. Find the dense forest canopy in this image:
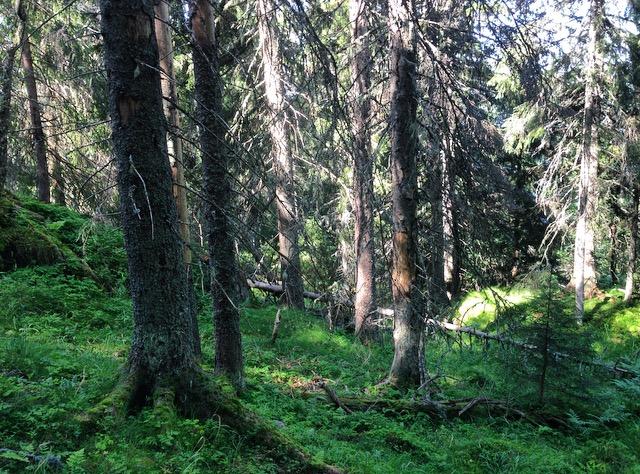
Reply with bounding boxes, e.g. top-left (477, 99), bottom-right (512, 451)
top-left (1, 0), bottom-right (640, 471)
